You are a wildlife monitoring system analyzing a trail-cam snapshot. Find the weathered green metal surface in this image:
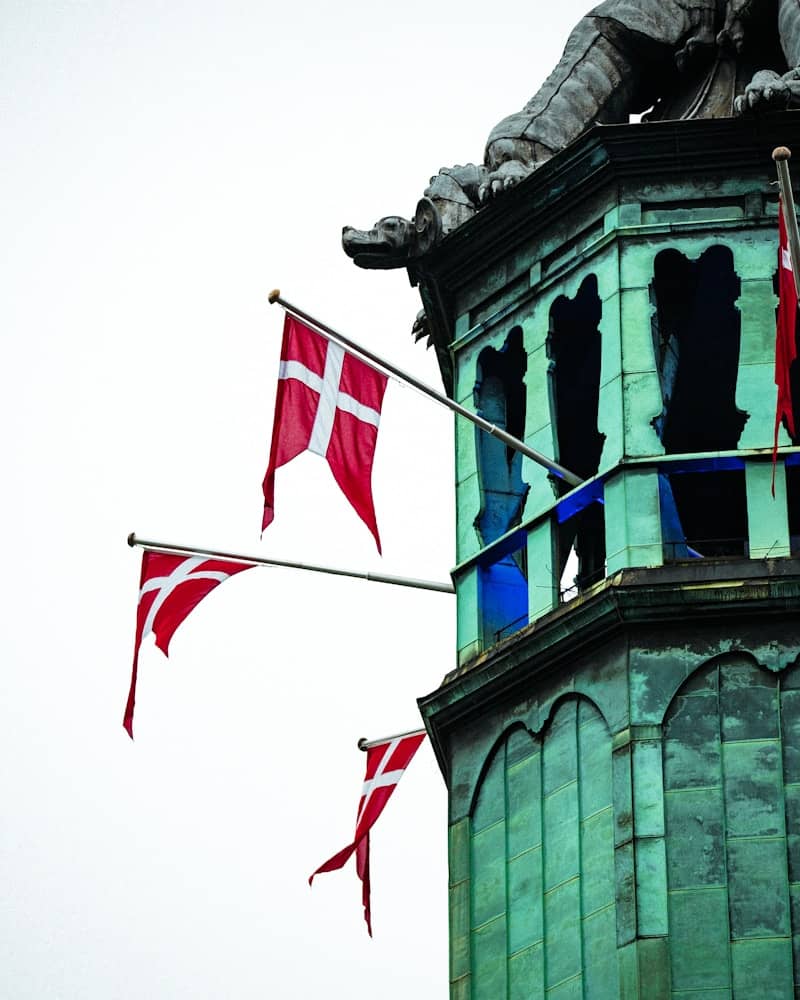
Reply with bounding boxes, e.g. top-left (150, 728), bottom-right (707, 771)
top-left (417, 115), bottom-right (800, 998)
top-left (423, 563), bottom-right (800, 997)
